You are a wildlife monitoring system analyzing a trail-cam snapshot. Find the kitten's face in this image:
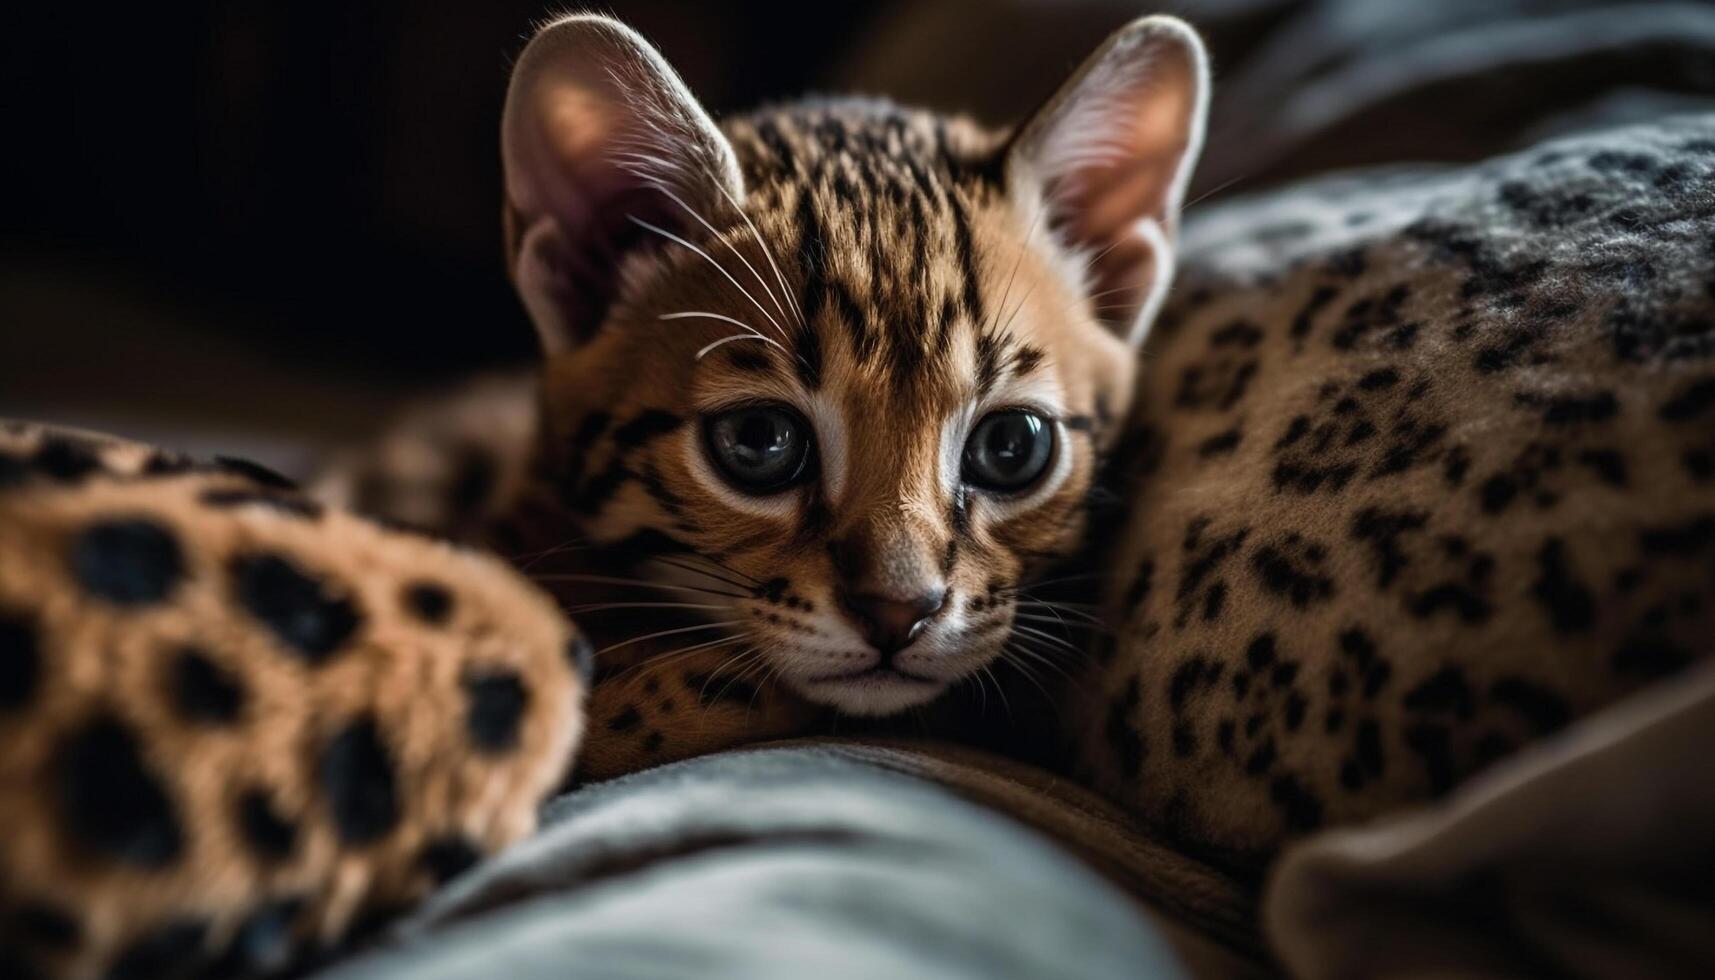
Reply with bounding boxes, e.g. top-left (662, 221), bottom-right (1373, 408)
top-left (504, 17), bottom-right (1207, 715)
